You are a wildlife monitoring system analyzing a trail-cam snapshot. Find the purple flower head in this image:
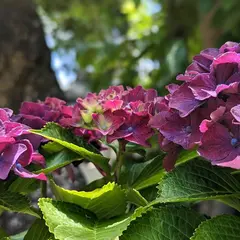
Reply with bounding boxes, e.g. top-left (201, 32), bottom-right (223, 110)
top-left (177, 48), bottom-right (219, 82)
top-left (0, 108), bottom-right (46, 180)
top-left (149, 41), bottom-right (240, 170)
top-left (189, 52), bottom-right (240, 101)
top-left (65, 85), bottom-right (157, 147)
top-left (17, 97), bottom-right (72, 129)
